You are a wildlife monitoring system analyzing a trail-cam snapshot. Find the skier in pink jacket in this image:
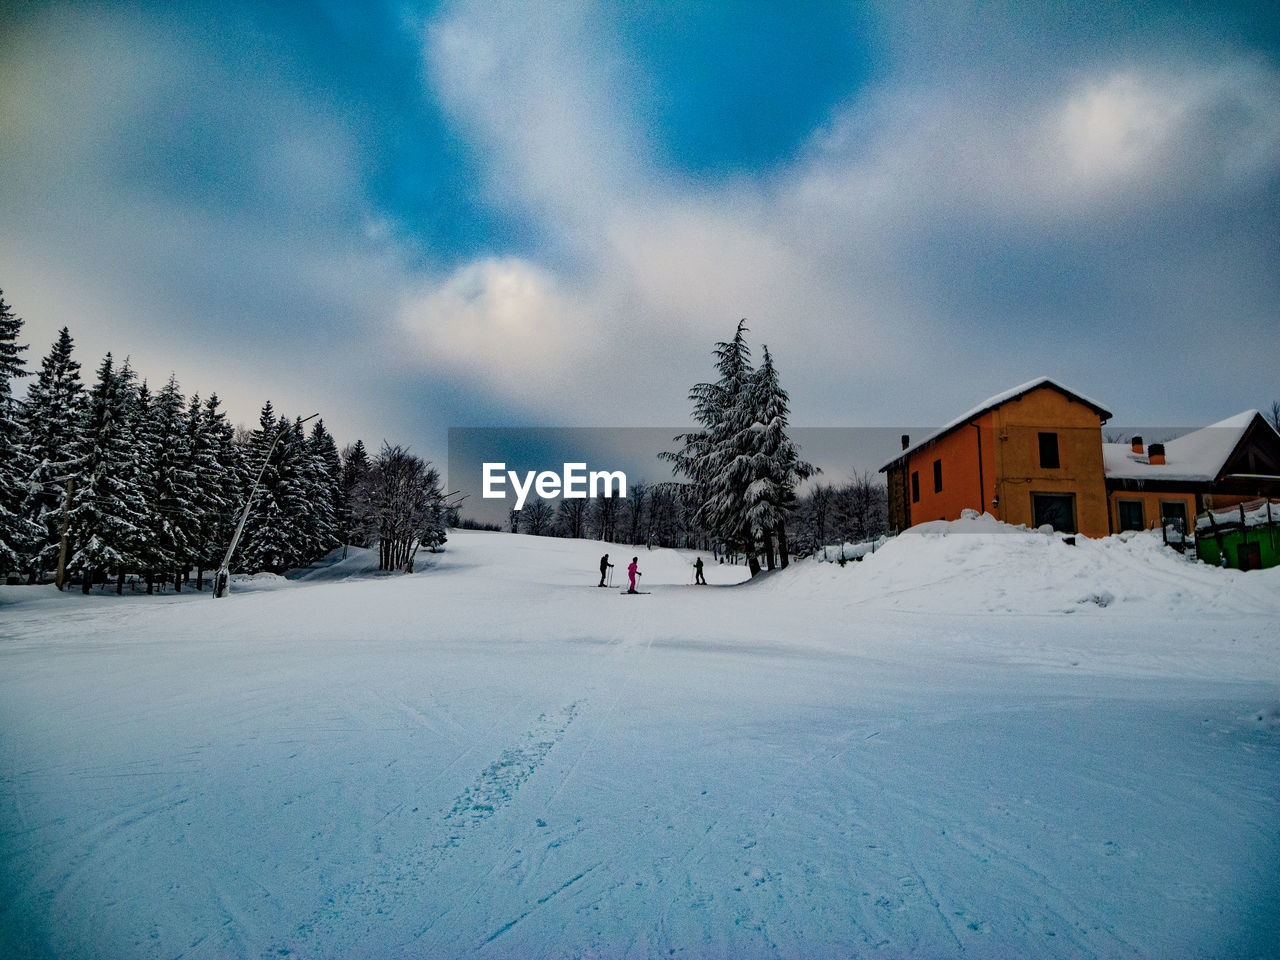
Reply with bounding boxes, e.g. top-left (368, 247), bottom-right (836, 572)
top-left (627, 557), bottom-right (641, 593)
